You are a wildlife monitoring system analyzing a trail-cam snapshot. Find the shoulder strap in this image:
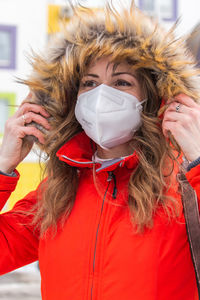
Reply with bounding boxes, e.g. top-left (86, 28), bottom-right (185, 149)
top-left (179, 173), bottom-right (200, 298)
